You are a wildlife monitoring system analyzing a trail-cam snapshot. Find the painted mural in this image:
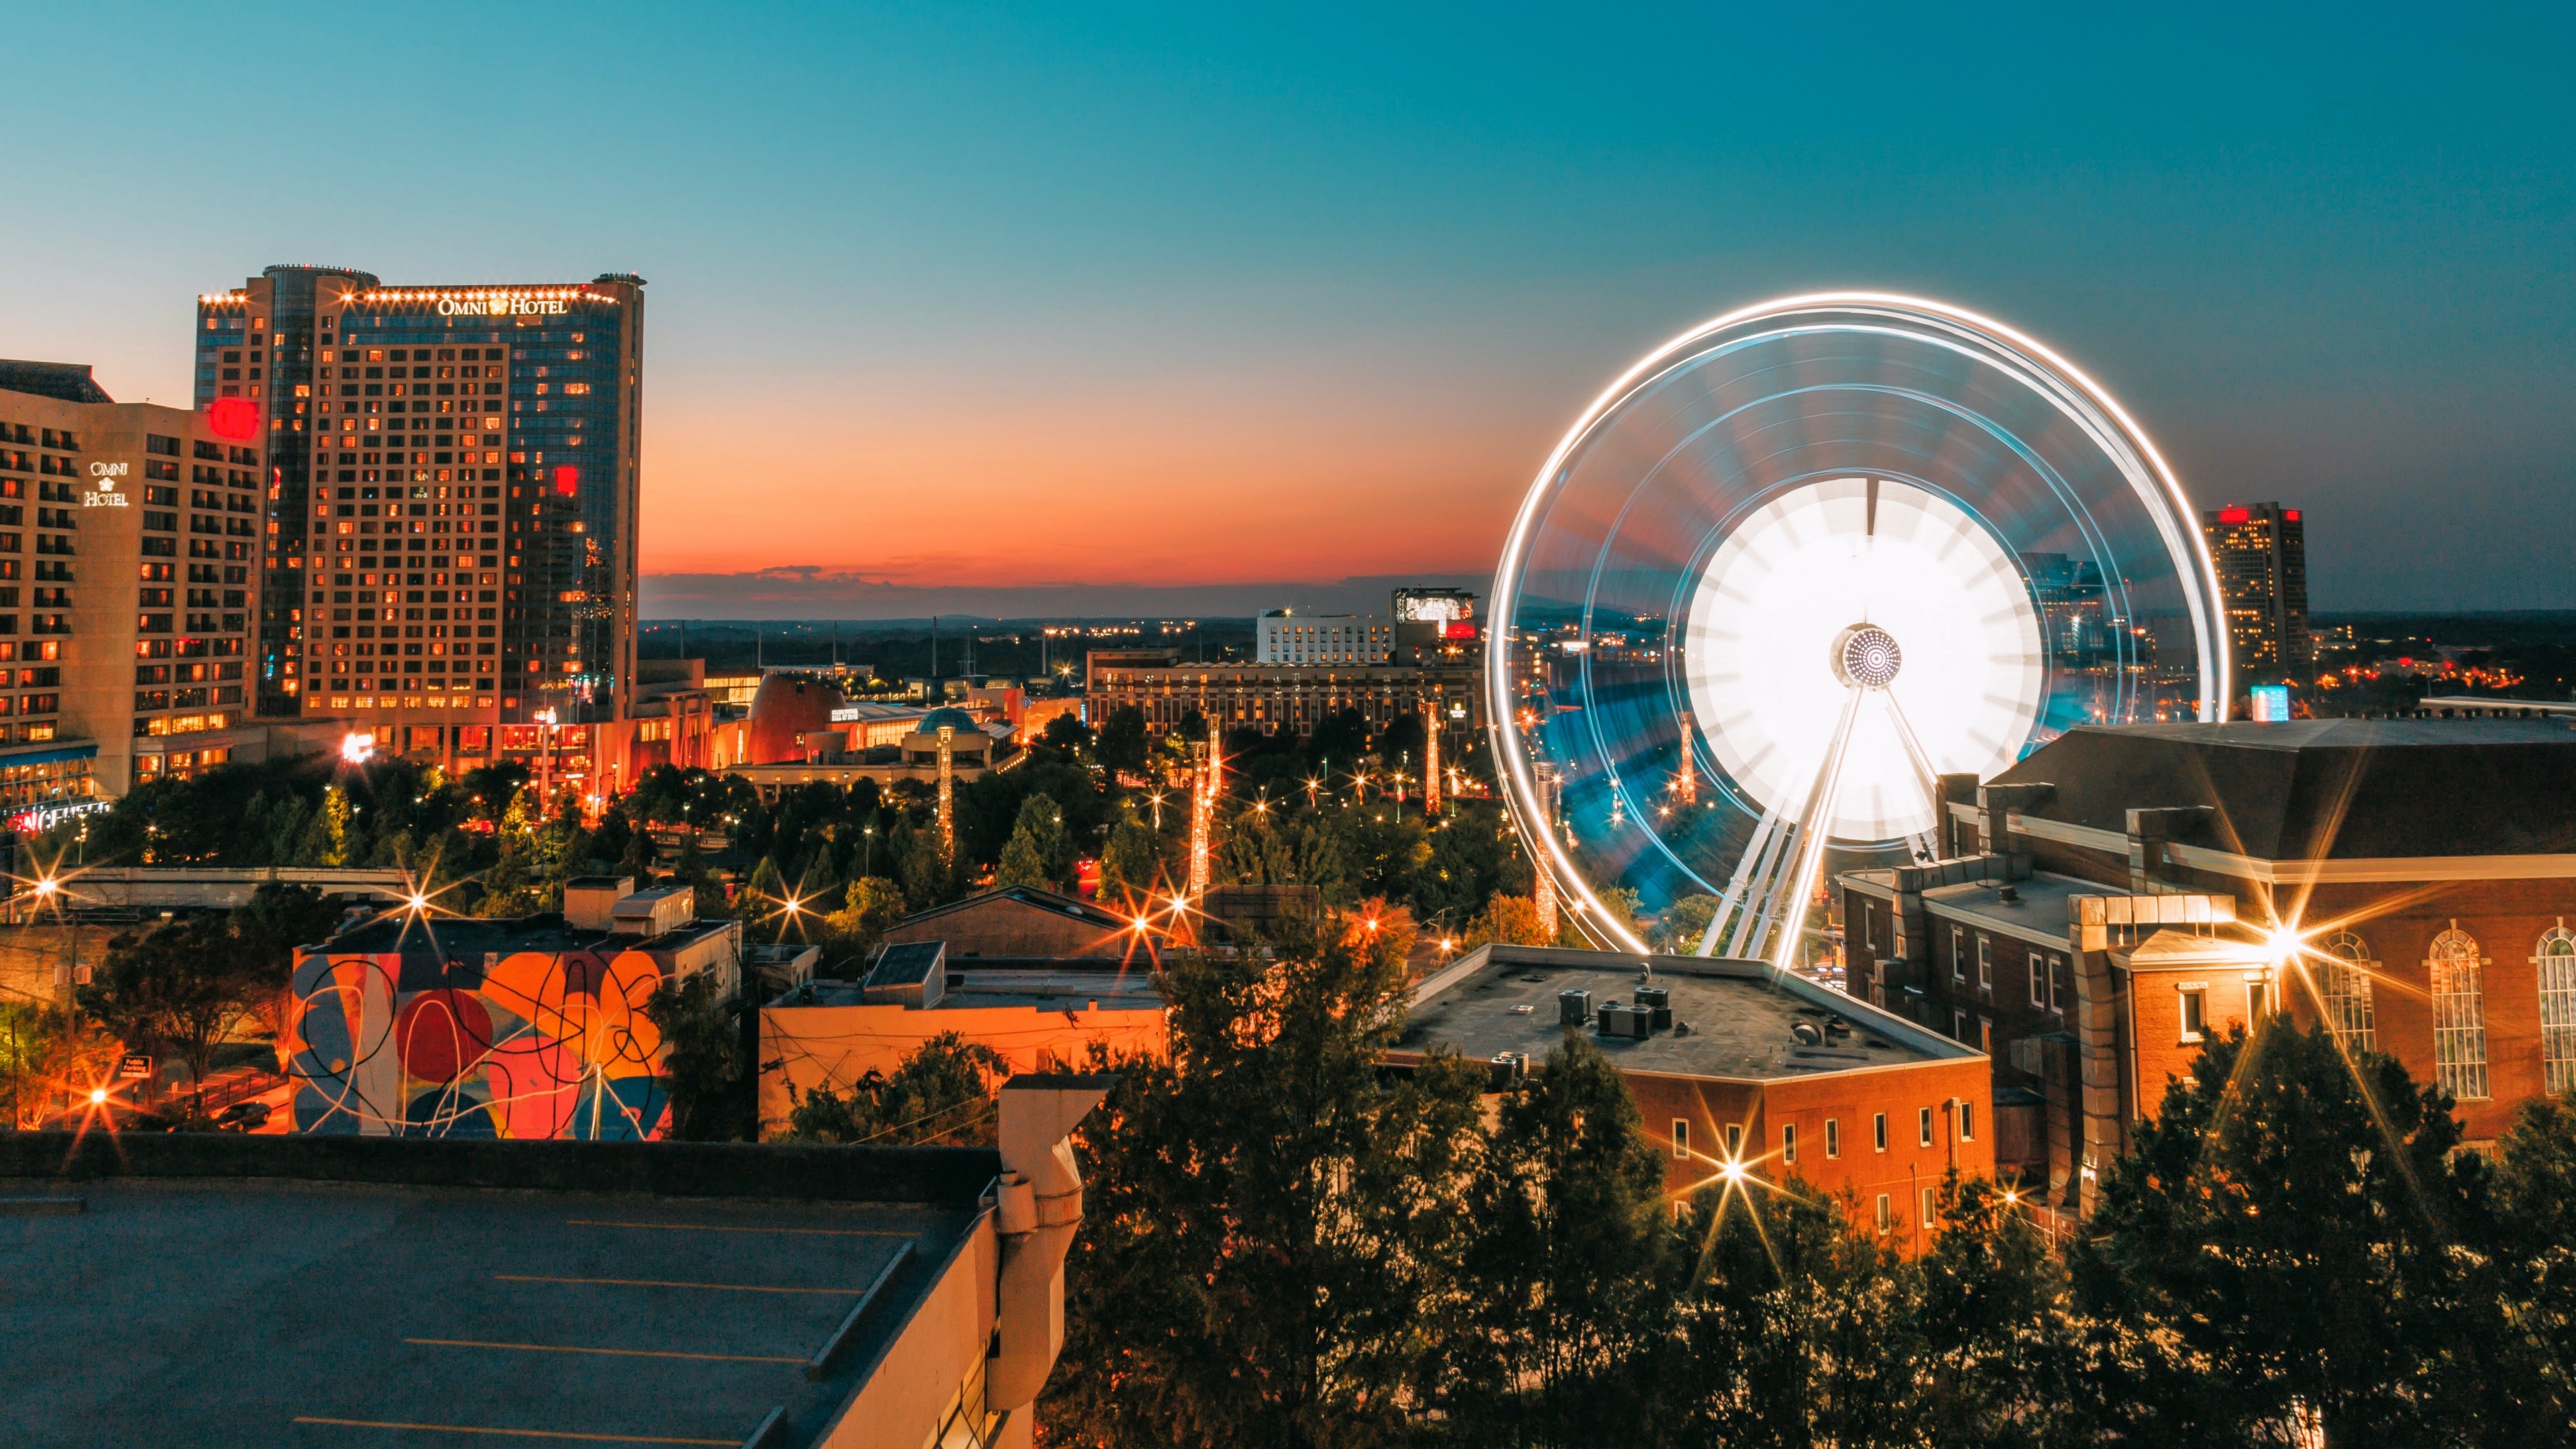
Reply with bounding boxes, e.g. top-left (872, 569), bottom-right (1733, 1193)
top-left (284, 947), bottom-right (672, 1139)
